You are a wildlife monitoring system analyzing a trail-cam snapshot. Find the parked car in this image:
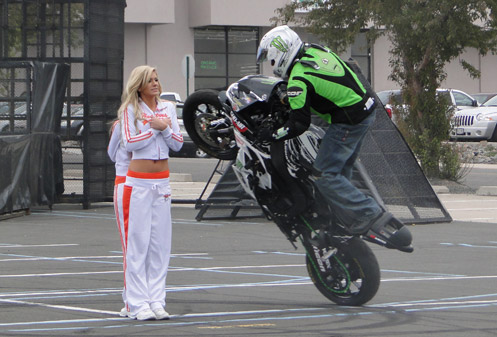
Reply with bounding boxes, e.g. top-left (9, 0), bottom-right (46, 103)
top-left (160, 91), bottom-right (182, 103)
top-left (377, 89), bottom-right (403, 118)
top-left (0, 102), bottom-right (28, 134)
top-left (1, 102), bottom-right (86, 137)
top-left (450, 94), bottom-right (497, 142)
top-left (160, 94), bottom-right (208, 158)
top-left (177, 102), bottom-right (208, 158)
top-left (377, 88), bottom-right (478, 122)
top-left (471, 93), bottom-right (497, 105)
top-left (59, 104), bottom-right (84, 139)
